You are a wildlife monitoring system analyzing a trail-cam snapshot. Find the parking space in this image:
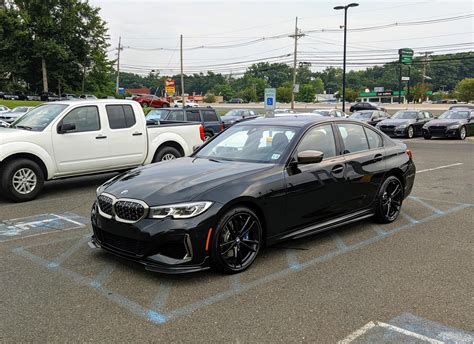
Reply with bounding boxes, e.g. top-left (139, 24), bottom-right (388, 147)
top-left (1, 139), bottom-right (473, 342)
